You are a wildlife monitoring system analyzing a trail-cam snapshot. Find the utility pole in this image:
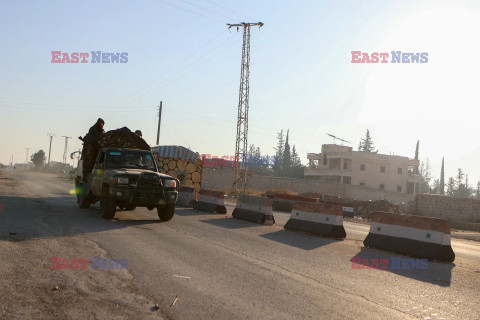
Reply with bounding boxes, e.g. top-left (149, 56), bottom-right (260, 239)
top-left (156, 101), bottom-right (163, 146)
top-left (25, 148), bottom-right (30, 163)
top-left (47, 133), bottom-right (55, 167)
top-left (228, 22), bottom-right (264, 195)
top-left (62, 136), bottom-right (72, 164)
